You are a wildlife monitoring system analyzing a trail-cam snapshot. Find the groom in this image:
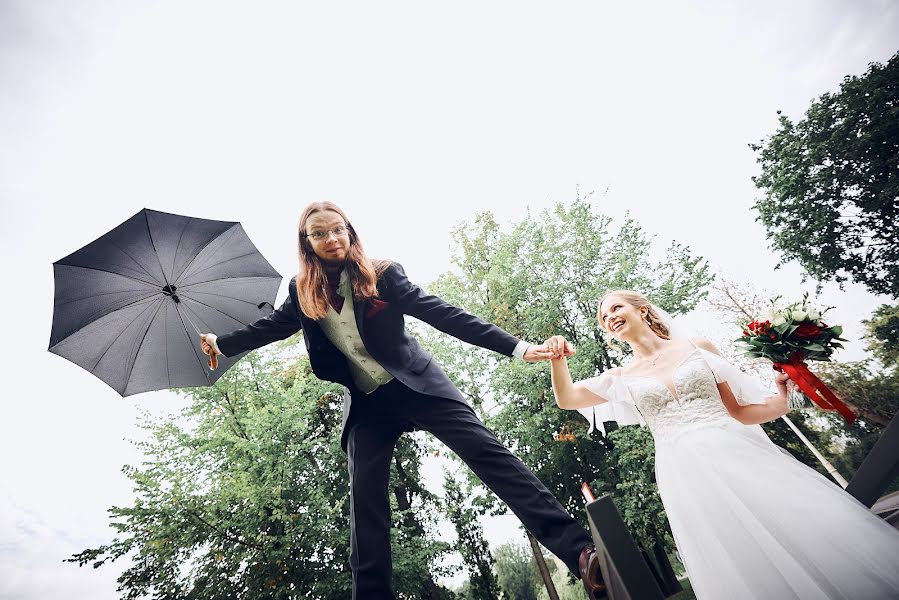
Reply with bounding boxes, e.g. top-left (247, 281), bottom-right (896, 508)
top-left (200, 201), bottom-right (602, 599)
